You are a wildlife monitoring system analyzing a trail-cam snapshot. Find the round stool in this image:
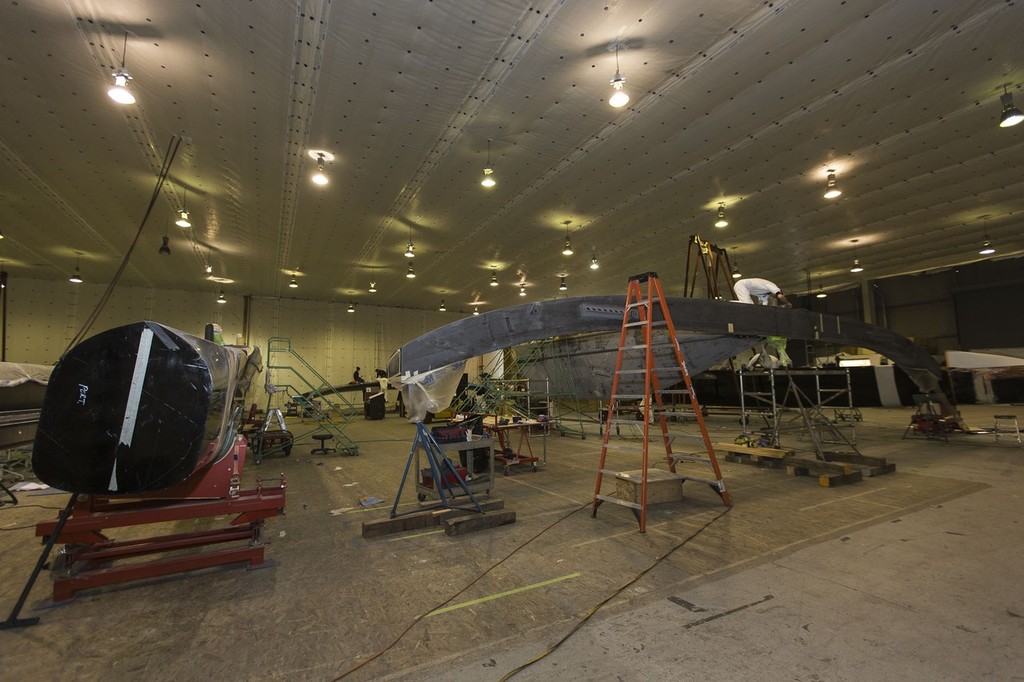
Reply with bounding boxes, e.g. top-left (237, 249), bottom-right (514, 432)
top-left (311, 432), bottom-right (336, 455)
